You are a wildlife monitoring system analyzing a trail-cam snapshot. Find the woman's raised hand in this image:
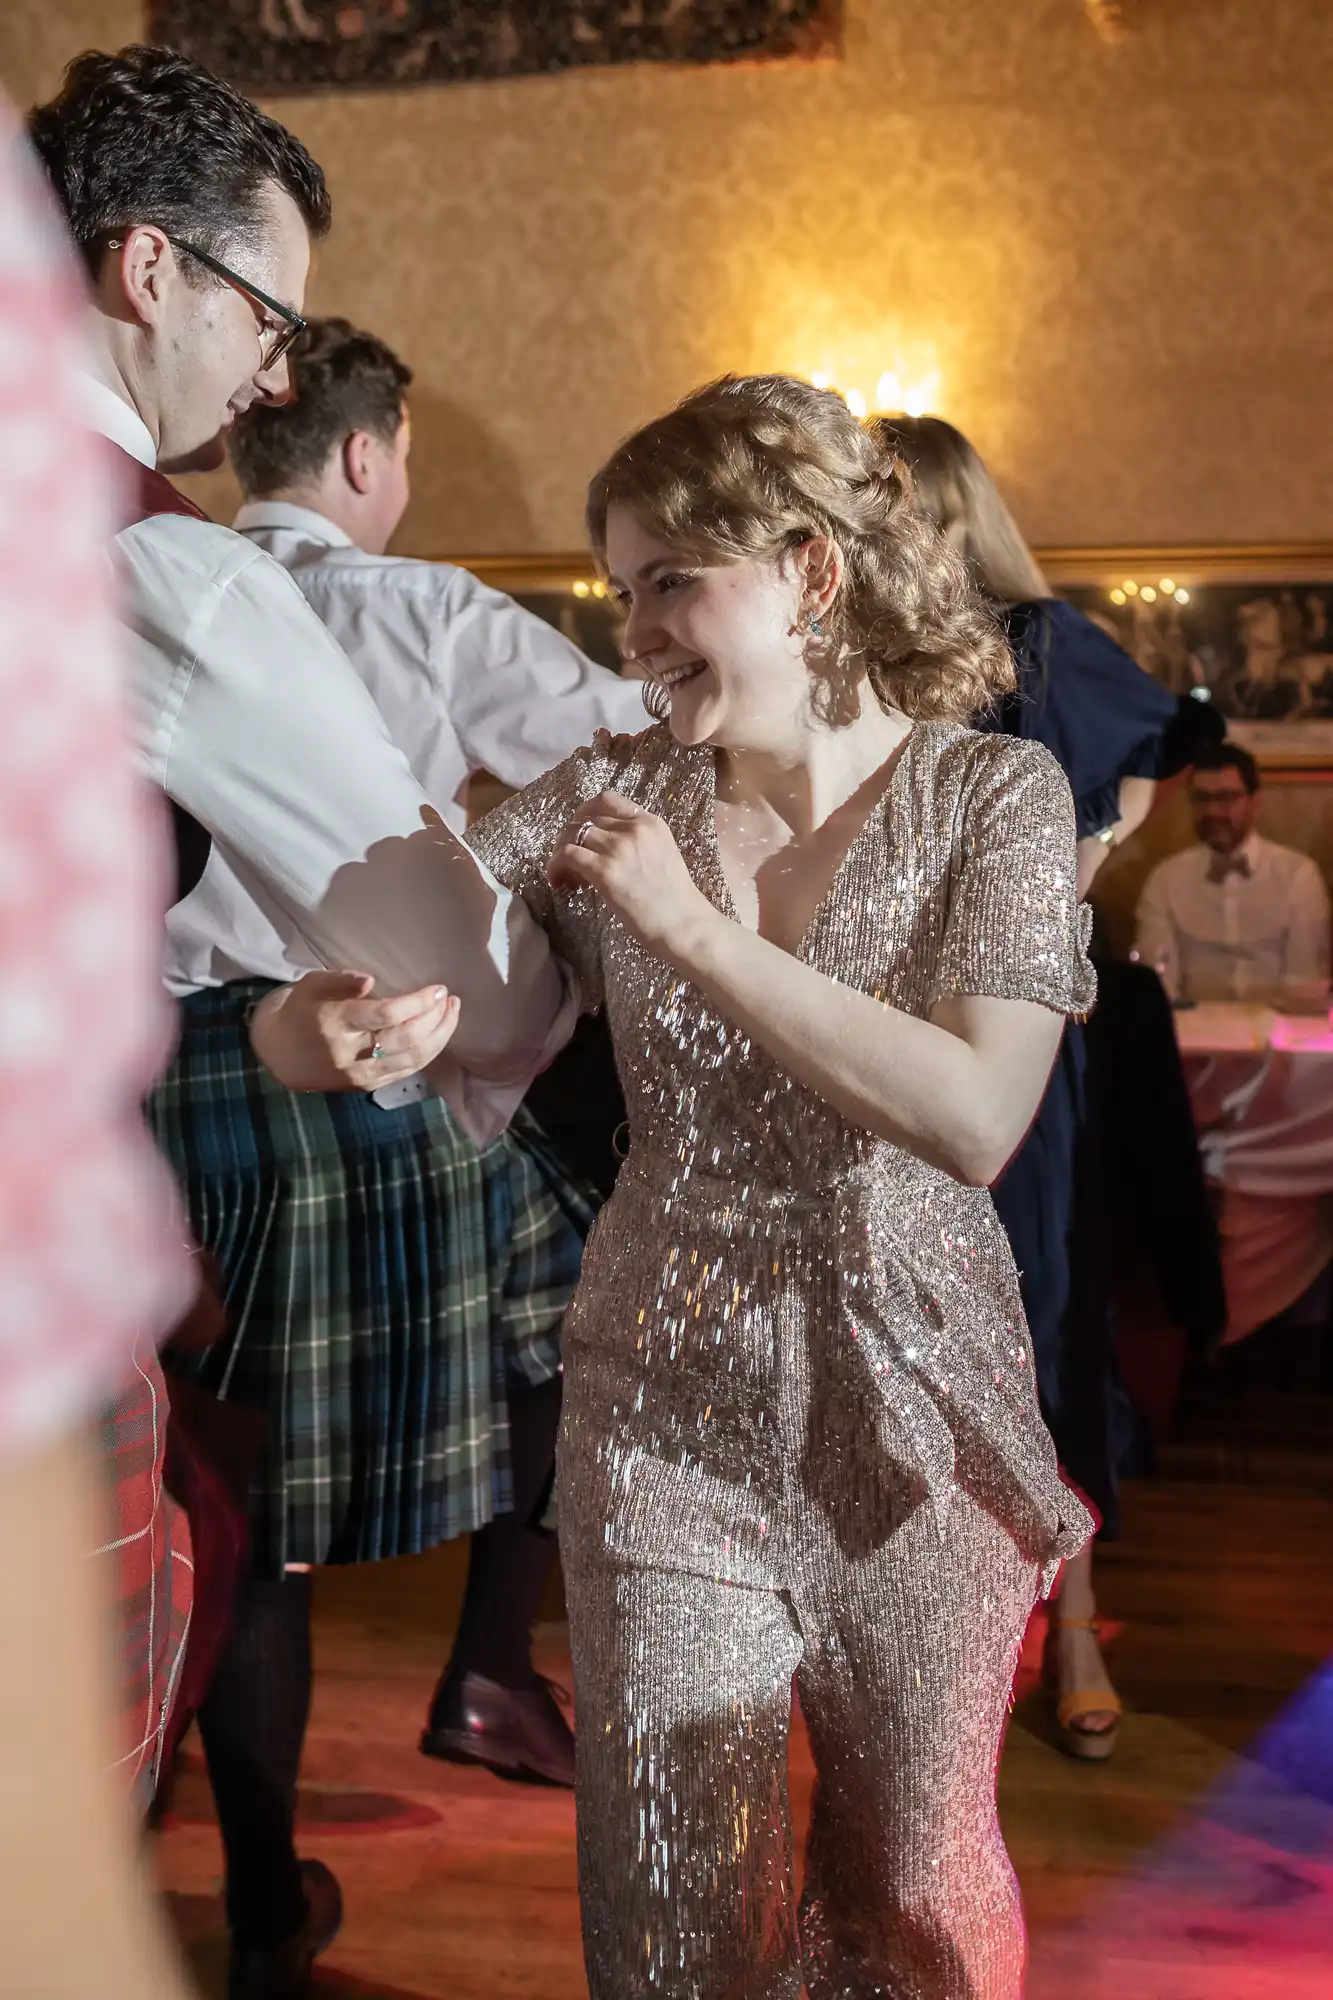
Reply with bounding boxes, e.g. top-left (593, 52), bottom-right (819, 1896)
top-left (549, 790), bottom-right (716, 961)
top-left (247, 970), bottom-right (461, 1094)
